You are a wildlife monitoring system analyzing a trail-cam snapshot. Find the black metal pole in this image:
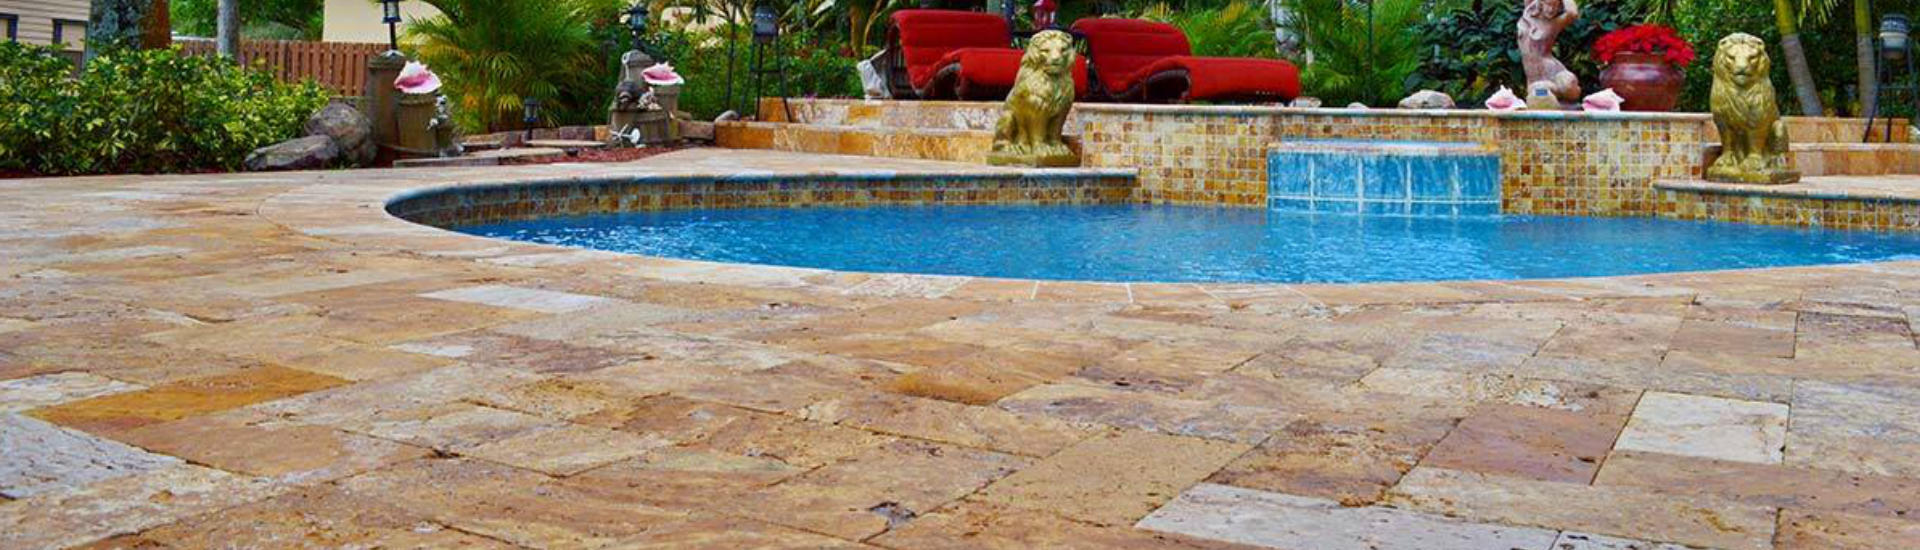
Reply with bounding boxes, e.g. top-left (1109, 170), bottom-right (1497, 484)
top-left (725, 22), bottom-right (738, 116)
